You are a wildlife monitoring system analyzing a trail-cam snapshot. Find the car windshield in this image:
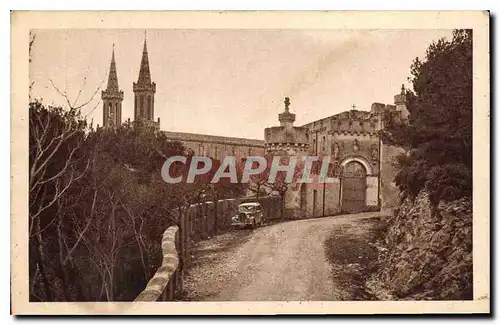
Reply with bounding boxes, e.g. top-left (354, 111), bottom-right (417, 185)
top-left (238, 205), bottom-right (256, 212)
